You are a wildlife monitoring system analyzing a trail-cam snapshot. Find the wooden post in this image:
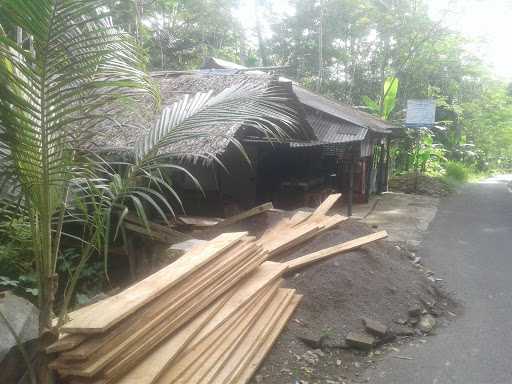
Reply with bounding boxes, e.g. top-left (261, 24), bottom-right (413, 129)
top-left (16, 27), bottom-right (22, 46)
top-left (384, 137), bottom-right (391, 191)
top-left (377, 140), bottom-right (386, 194)
top-left (365, 155), bottom-right (372, 202)
top-left (347, 158), bottom-right (354, 217)
top-left (414, 129), bottom-right (421, 193)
